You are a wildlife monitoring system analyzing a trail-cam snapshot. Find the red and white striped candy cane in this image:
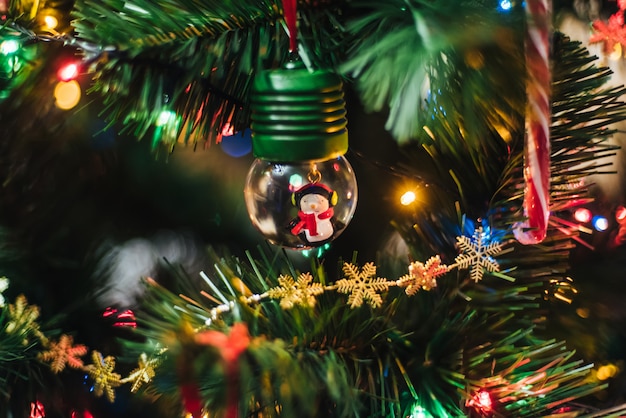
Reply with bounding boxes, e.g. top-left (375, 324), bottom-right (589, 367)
top-left (514, 0), bottom-right (552, 245)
